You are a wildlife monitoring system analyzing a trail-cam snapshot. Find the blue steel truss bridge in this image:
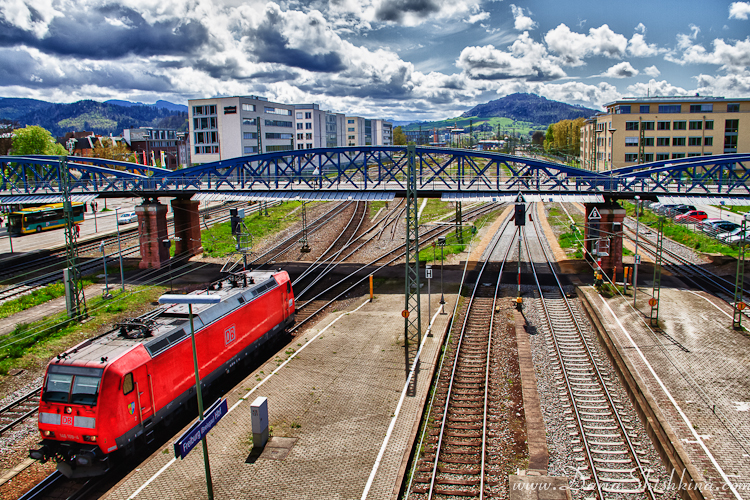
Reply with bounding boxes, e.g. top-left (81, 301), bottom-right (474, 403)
top-left (2, 148), bottom-right (750, 206)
